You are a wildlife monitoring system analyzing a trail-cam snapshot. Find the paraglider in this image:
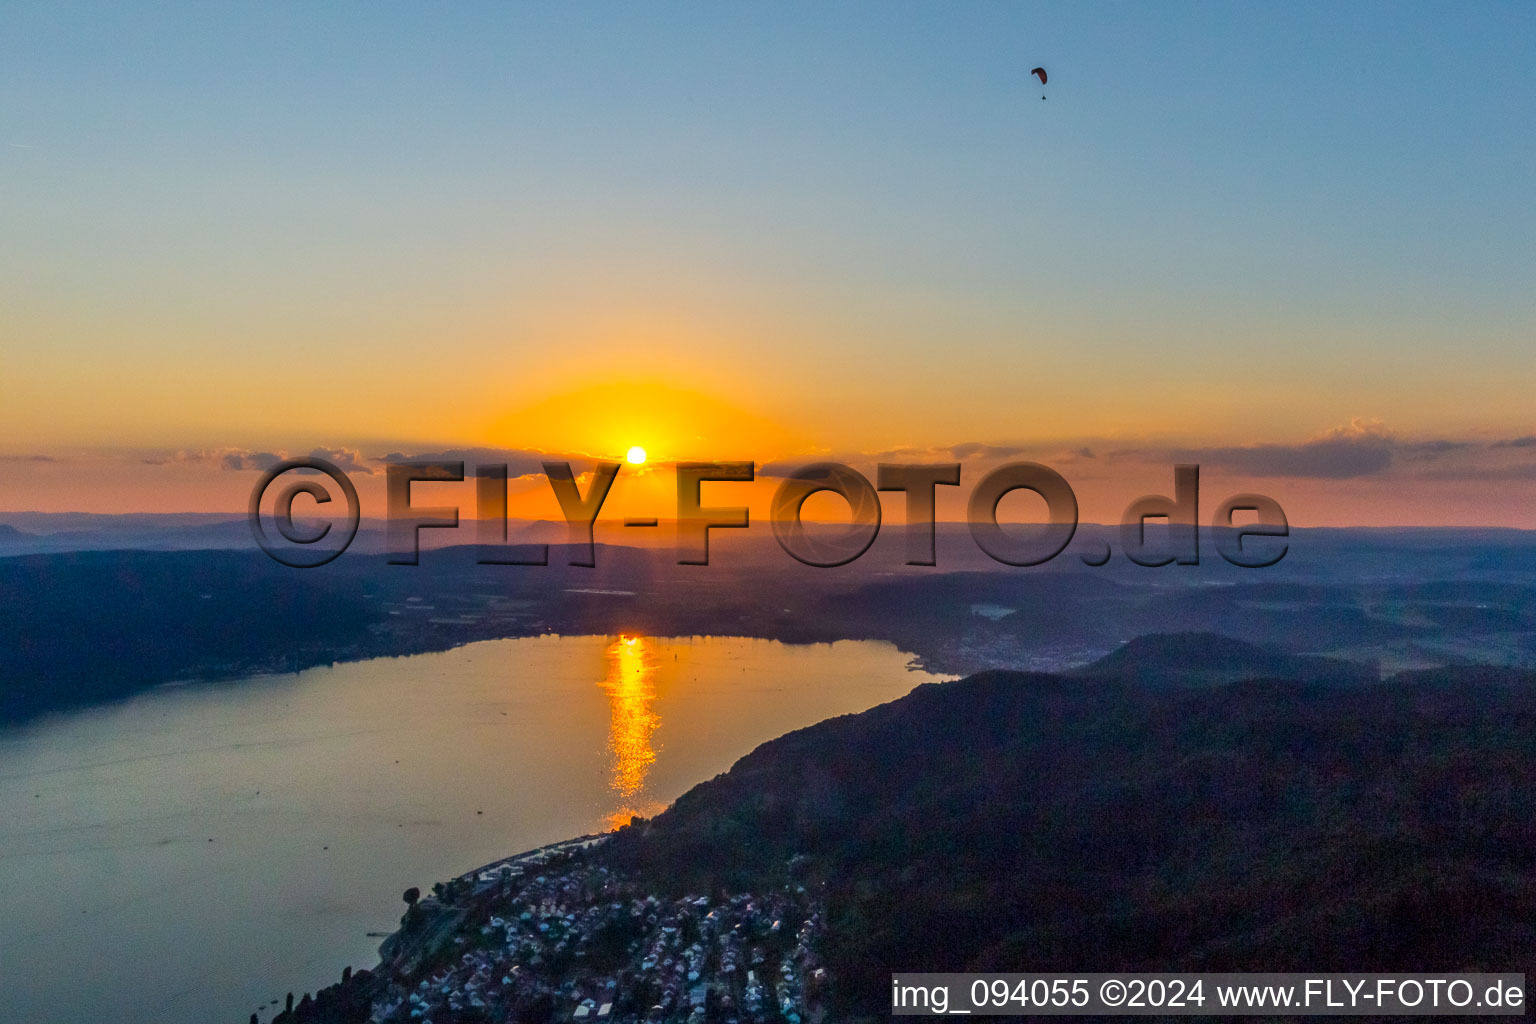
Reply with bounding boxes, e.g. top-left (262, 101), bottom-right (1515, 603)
top-left (1031, 66), bottom-right (1047, 100)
